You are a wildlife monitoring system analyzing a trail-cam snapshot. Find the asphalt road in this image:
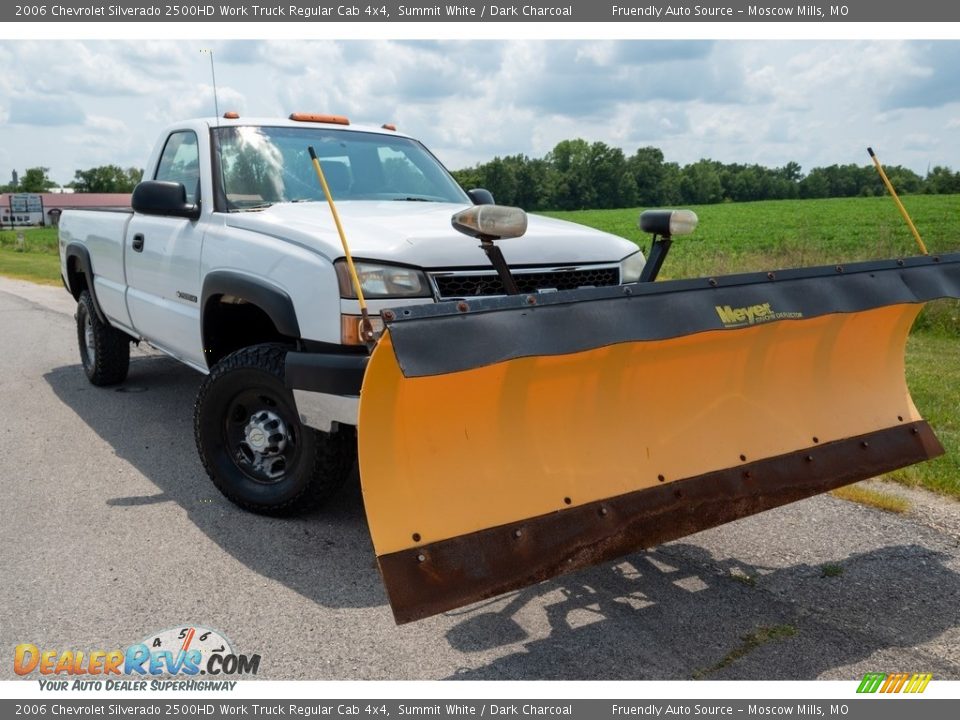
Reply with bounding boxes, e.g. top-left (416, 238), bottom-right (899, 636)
top-left (2, 276), bottom-right (959, 681)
